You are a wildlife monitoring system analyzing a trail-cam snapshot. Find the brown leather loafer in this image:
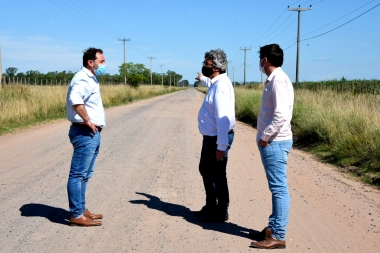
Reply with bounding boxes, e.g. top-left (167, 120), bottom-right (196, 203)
top-left (84, 209), bottom-right (103, 220)
top-left (70, 215), bottom-right (102, 227)
top-left (250, 228), bottom-right (286, 249)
